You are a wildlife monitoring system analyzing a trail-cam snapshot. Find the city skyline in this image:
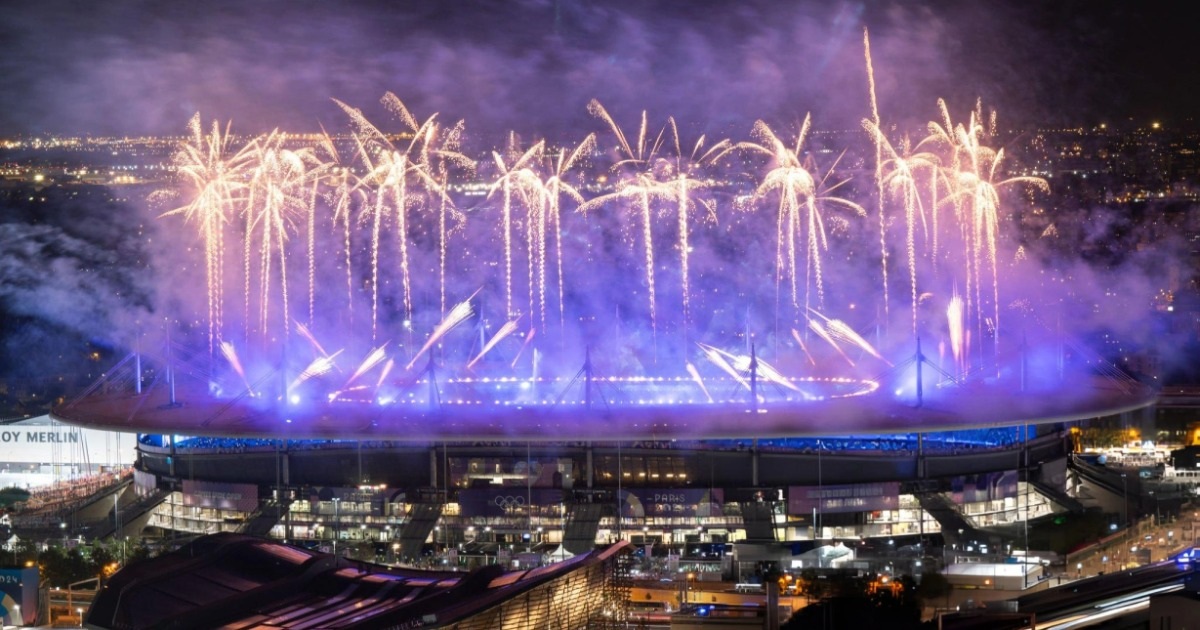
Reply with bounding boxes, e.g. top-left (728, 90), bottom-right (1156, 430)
top-left (0, 0), bottom-right (1196, 140)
